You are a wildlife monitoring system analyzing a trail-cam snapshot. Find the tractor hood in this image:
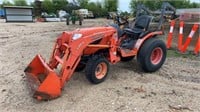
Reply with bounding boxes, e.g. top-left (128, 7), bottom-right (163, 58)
top-left (72, 26), bottom-right (116, 37)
